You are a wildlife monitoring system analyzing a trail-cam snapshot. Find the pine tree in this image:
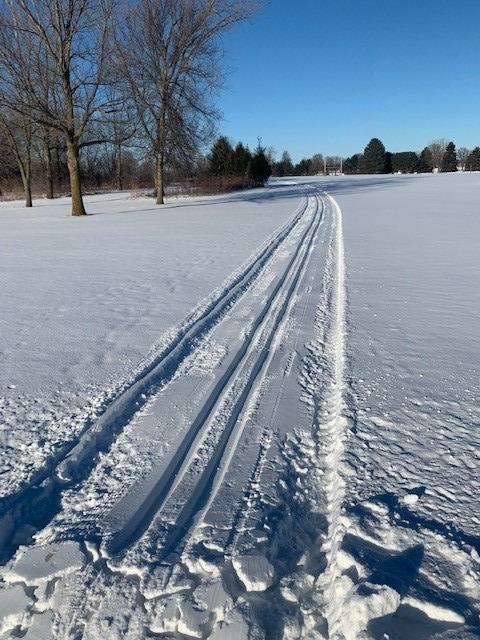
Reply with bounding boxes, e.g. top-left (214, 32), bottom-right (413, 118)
top-left (209, 136), bottom-right (234, 176)
top-left (441, 142), bottom-right (458, 172)
top-left (418, 147), bottom-right (434, 173)
top-left (363, 138), bottom-right (386, 174)
top-left (343, 154), bottom-right (362, 174)
top-left (392, 152), bottom-right (420, 174)
top-left (272, 150), bottom-right (294, 177)
top-left (232, 142), bottom-right (251, 177)
top-left (465, 147), bottom-right (480, 171)
top-left (249, 140), bottom-right (272, 186)
top-left (295, 158), bottom-right (312, 175)
top-left (384, 151), bottom-right (393, 174)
